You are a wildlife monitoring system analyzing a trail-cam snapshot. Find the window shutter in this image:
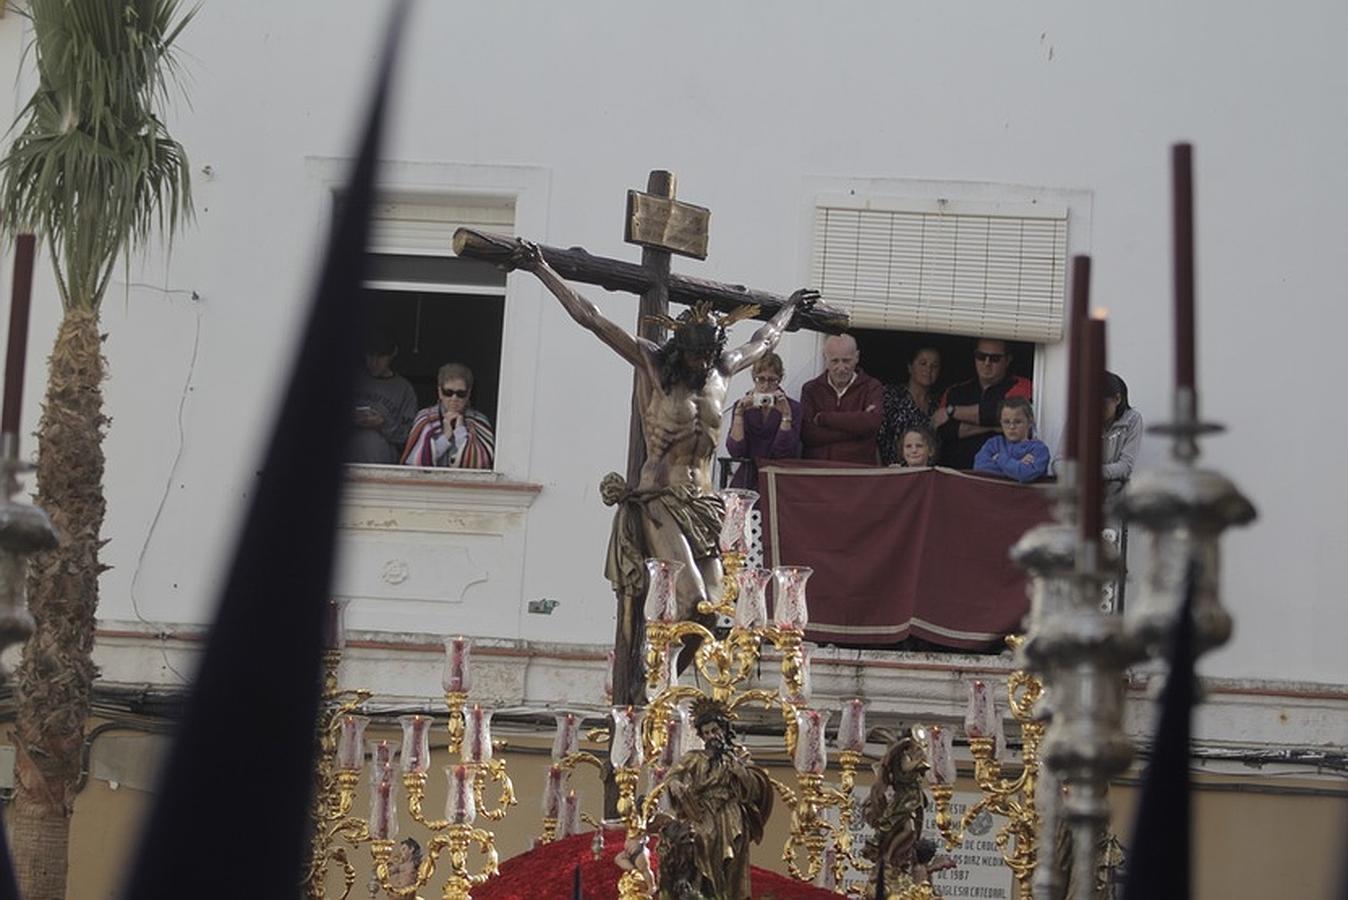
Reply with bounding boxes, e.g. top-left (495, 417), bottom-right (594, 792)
top-left (370, 195), bottom-right (515, 257)
top-left (810, 200), bottom-right (1068, 341)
